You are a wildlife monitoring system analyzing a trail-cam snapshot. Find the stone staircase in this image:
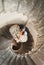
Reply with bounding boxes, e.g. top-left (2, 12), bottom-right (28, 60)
top-left (0, 0), bottom-right (44, 65)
